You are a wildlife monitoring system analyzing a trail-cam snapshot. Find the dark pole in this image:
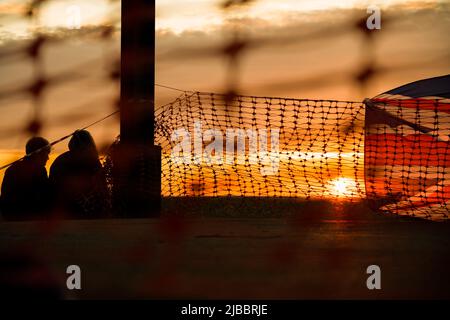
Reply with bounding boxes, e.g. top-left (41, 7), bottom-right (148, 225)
top-left (121, 0), bottom-right (154, 143)
top-left (113, 0), bottom-right (161, 217)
